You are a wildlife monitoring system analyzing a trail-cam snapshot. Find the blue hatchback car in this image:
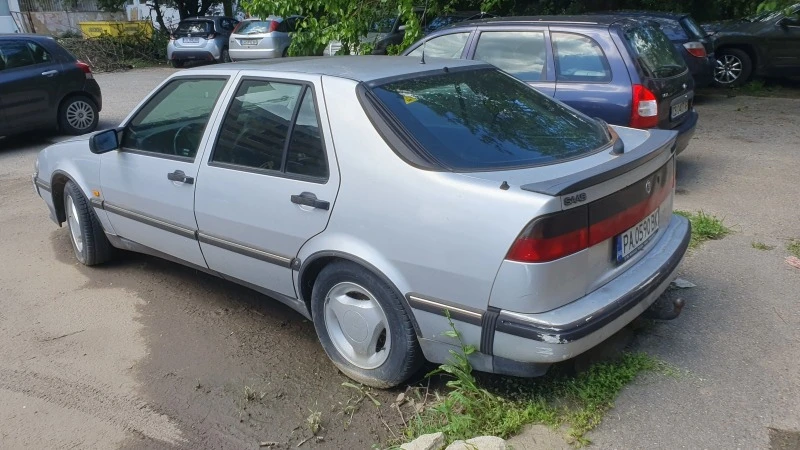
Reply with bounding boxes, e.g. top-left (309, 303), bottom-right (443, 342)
top-left (402, 15), bottom-right (698, 154)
